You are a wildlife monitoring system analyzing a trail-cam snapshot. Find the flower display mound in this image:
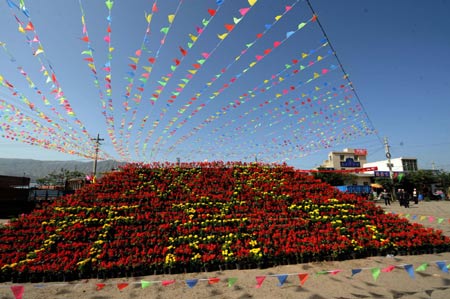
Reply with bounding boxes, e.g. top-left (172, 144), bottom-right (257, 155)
top-left (1, 162), bottom-right (450, 282)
